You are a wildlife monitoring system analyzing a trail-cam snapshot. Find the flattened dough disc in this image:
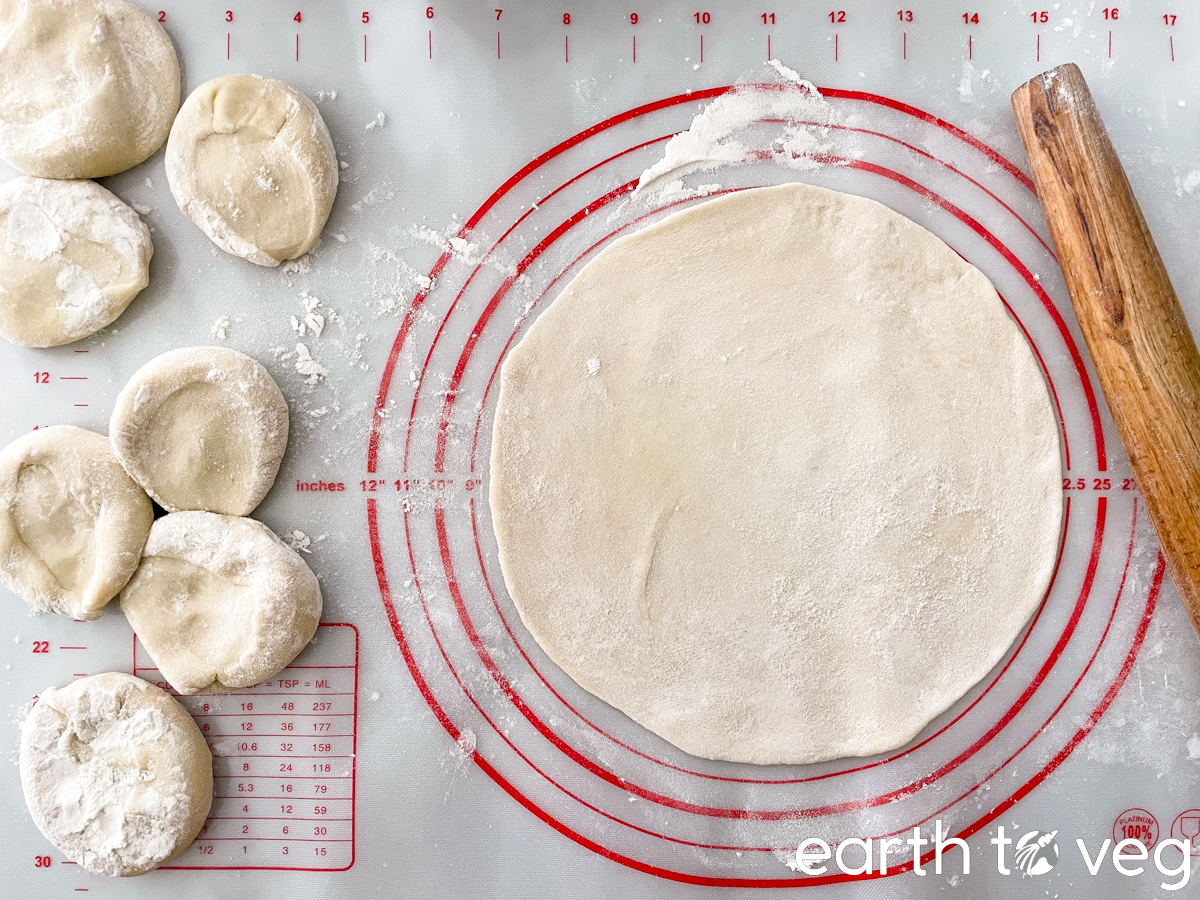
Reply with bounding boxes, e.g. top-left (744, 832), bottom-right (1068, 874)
top-left (489, 183), bottom-right (1063, 766)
